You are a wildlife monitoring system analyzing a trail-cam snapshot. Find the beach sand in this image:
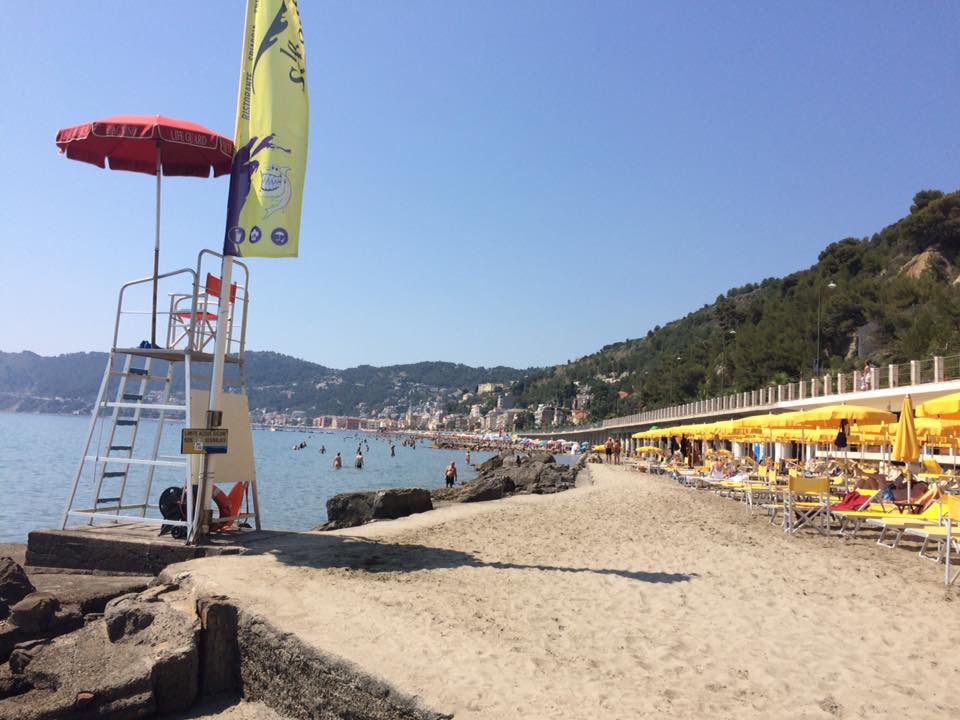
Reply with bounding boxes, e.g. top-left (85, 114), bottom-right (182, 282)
top-left (173, 463), bottom-right (959, 719)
